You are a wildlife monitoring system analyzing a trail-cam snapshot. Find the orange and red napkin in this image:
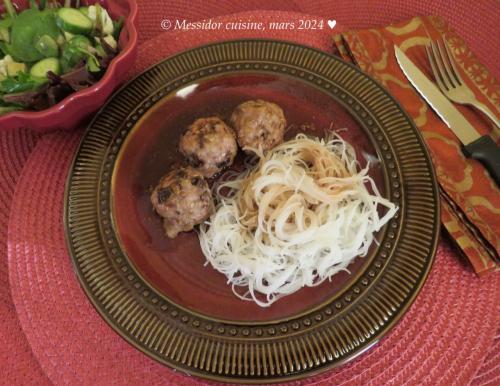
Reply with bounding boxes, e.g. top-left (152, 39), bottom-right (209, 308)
top-left (333, 15), bottom-right (499, 275)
